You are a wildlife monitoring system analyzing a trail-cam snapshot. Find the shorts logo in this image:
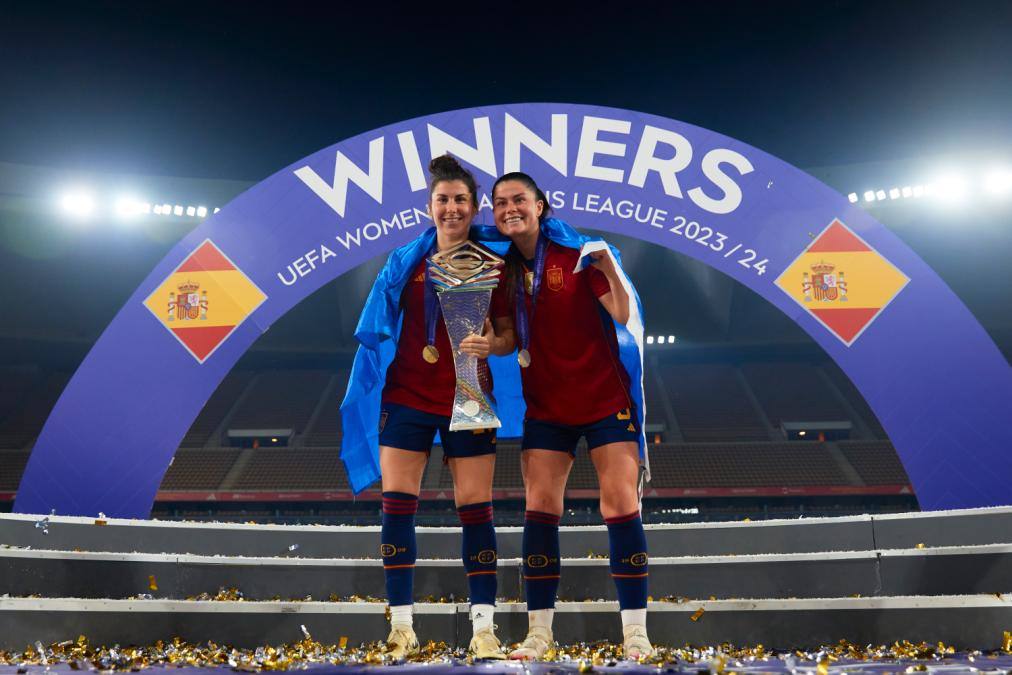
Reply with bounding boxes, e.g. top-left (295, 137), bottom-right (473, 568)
top-left (546, 266), bottom-right (564, 291)
top-left (616, 409), bottom-right (632, 421)
top-left (380, 543), bottom-right (397, 558)
top-left (476, 549), bottom-right (497, 564)
top-left (526, 554), bottom-right (549, 568)
top-left (629, 552), bottom-right (648, 567)
top-left (379, 410), bottom-right (389, 433)
top-left (626, 423), bottom-right (636, 432)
